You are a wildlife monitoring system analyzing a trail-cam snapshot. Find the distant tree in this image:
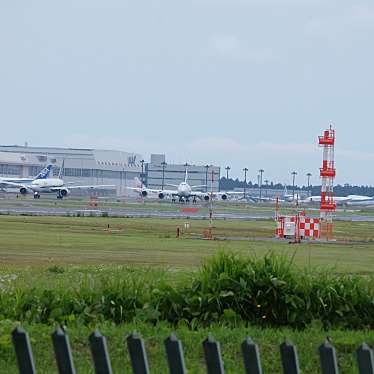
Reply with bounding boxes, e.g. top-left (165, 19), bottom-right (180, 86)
top-left (220, 178), bottom-right (374, 196)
